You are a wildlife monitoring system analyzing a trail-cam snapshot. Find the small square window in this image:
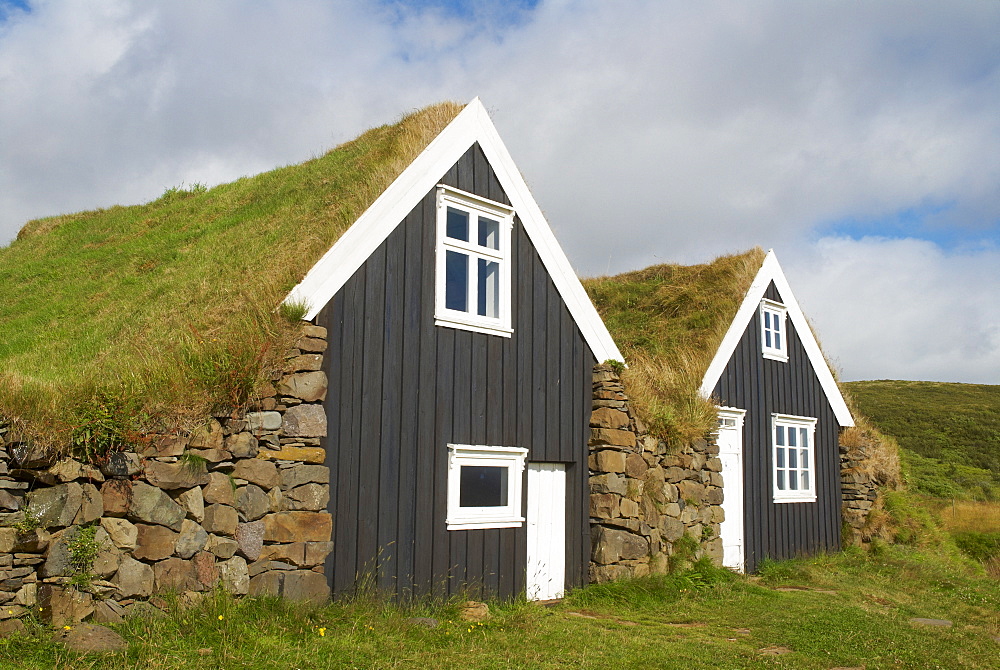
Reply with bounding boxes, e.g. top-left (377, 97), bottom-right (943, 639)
top-left (435, 186), bottom-right (514, 337)
top-left (760, 299), bottom-right (788, 362)
top-left (772, 414), bottom-right (817, 503)
top-left (447, 445), bottom-right (527, 530)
